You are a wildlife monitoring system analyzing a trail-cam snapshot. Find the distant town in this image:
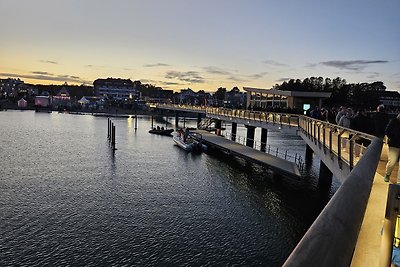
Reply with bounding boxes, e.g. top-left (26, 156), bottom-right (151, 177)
top-left (1, 76), bottom-right (400, 114)
top-left (0, 77), bottom-right (246, 113)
